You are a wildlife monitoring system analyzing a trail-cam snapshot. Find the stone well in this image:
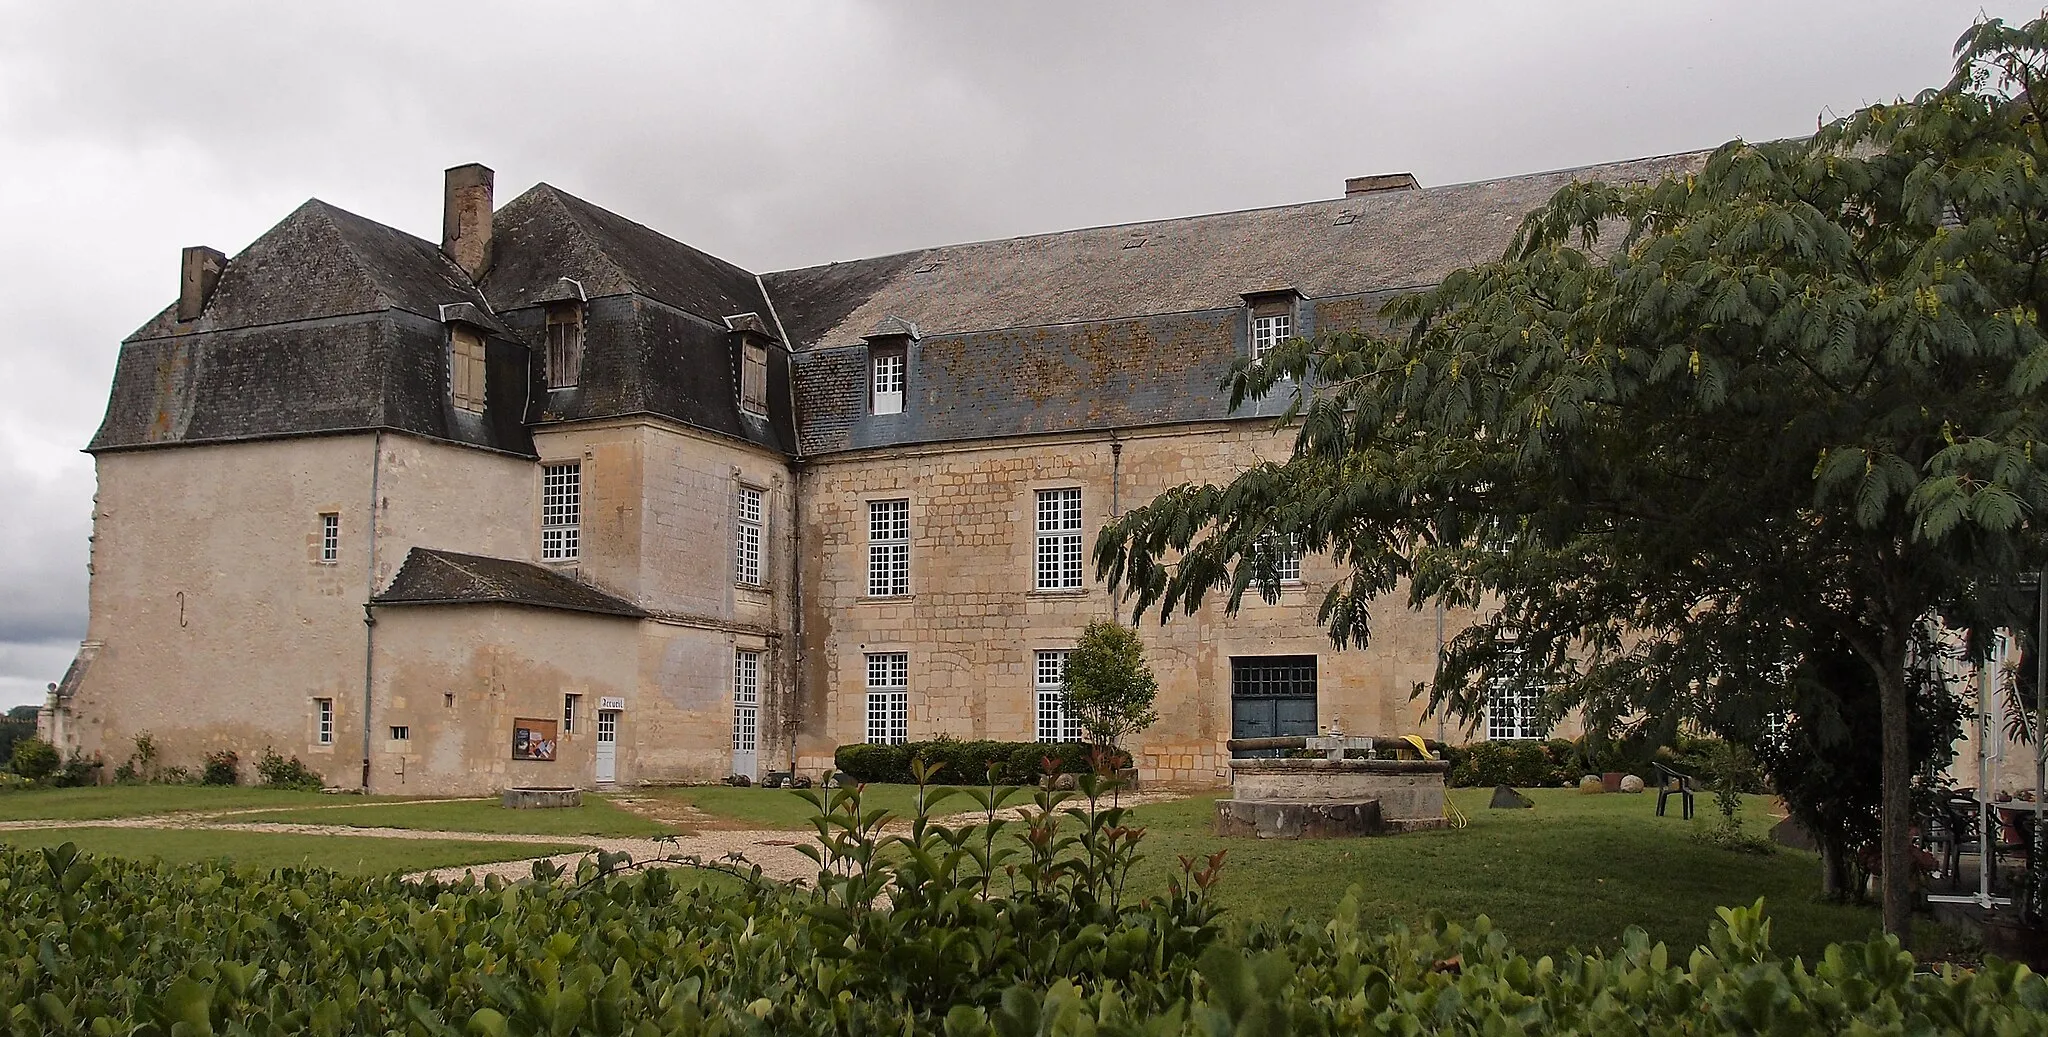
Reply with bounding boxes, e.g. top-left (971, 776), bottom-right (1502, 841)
top-left (1217, 758), bottom-right (1449, 838)
top-left (502, 786), bottom-right (582, 809)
